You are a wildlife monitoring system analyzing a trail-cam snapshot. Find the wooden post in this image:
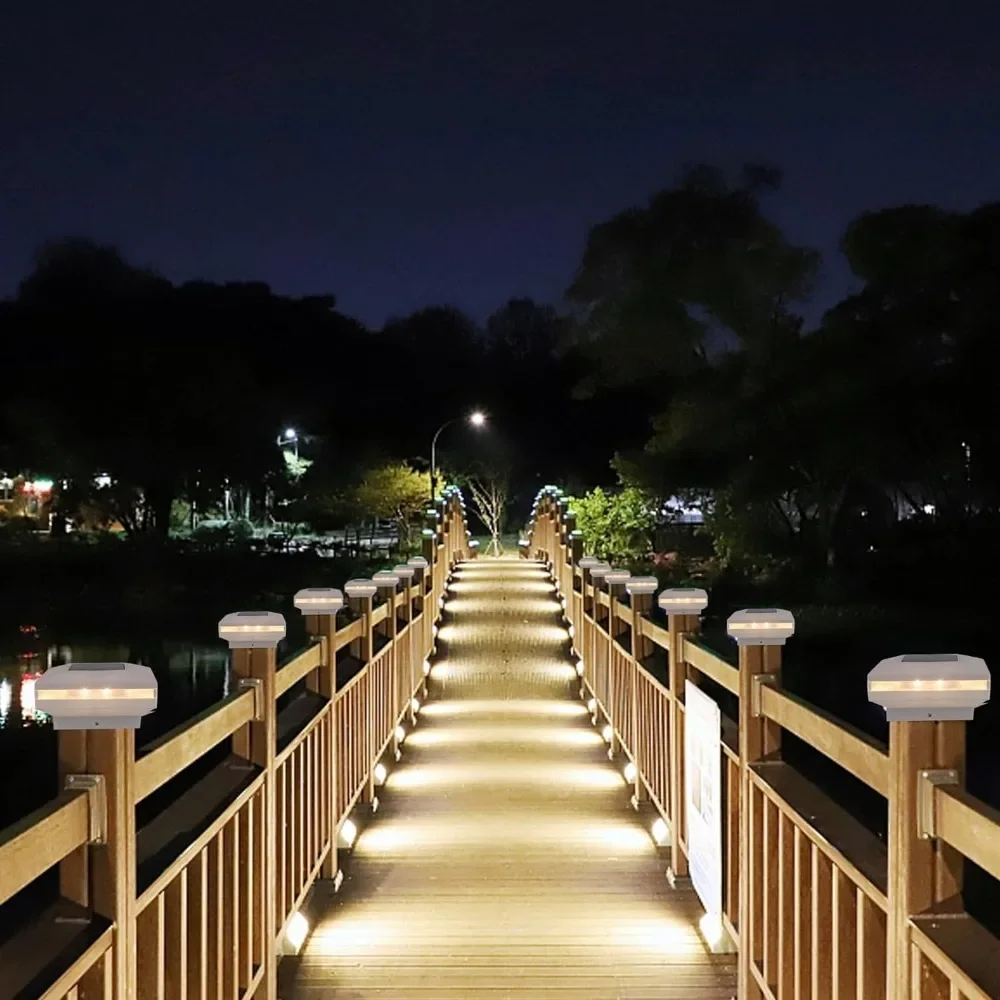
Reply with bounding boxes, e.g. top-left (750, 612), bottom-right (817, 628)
top-left (345, 585), bottom-right (376, 804)
top-left (303, 610), bottom-right (340, 879)
top-left (230, 644), bottom-right (278, 1000)
top-left (570, 531), bottom-right (584, 646)
top-left (627, 580), bottom-right (656, 808)
top-left (667, 612), bottom-right (700, 880)
top-left (737, 641), bottom-right (783, 1000)
top-left (87, 728), bottom-right (138, 1000)
top-left (886, 718), bottom-right (966, 998)
top-left (605, 574), bottom-right (629, 756)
